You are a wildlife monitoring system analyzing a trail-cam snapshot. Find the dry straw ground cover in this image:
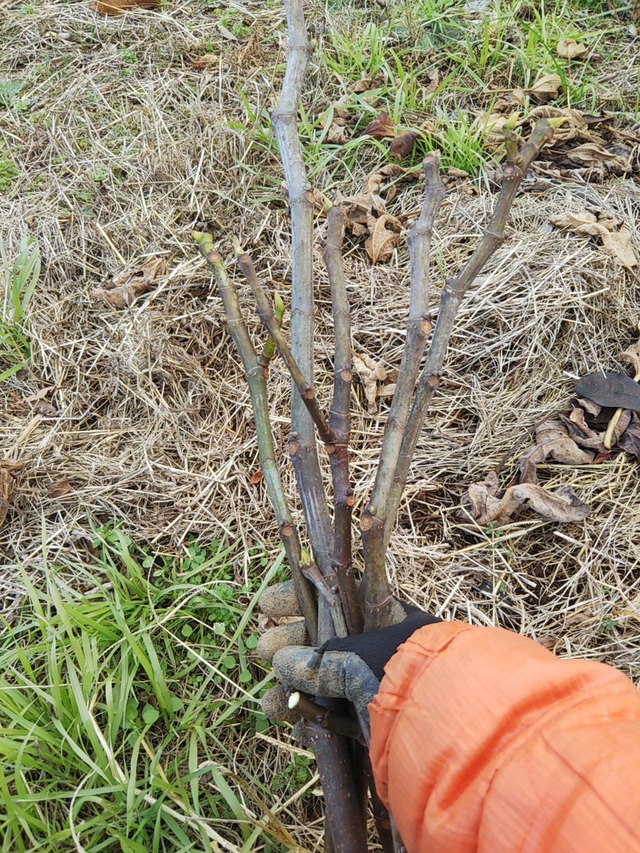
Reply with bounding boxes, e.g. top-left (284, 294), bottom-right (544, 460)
top-left (1, 0), bottom-right (640, 849)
